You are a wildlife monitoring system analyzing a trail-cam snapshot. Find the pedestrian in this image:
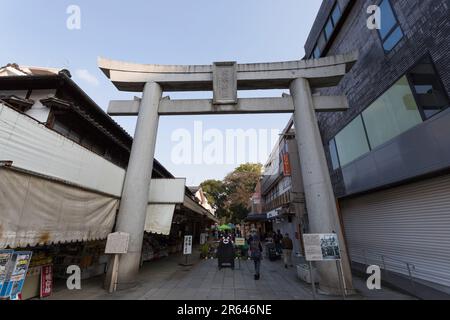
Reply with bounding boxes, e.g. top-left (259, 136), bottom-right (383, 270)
top-left (248, 229), bottom-right (263, 280)
top-left (275, 230), bottom-right (283, 255)
top-left (281, 233), bottom-right (294, 268)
